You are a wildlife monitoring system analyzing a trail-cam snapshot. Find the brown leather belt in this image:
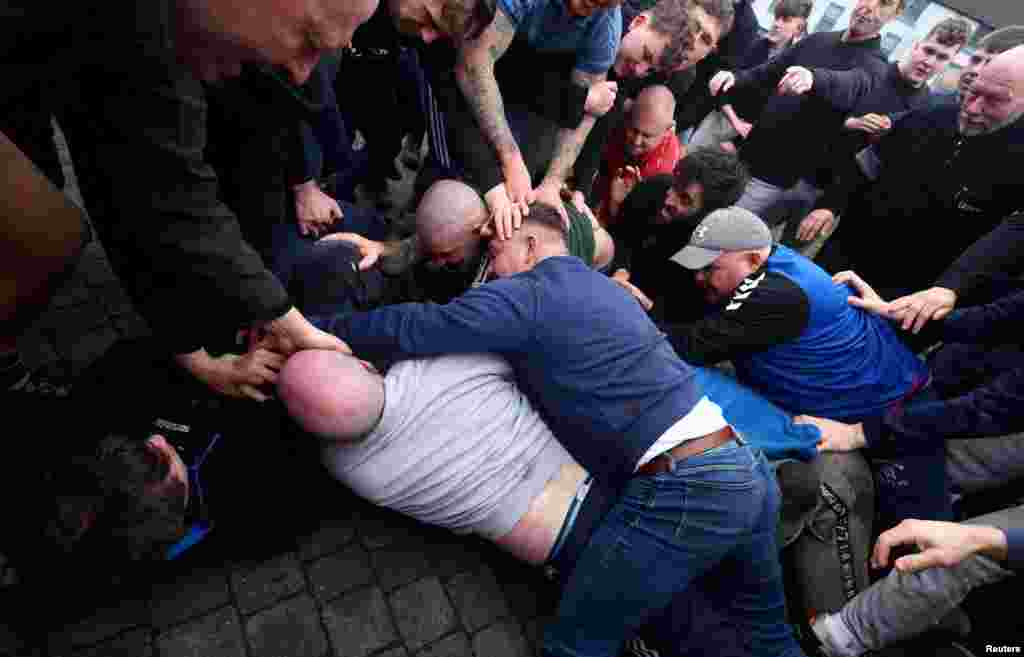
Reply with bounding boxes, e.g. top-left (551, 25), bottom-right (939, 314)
top-left (635, 425), bottom-right (736, 477)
